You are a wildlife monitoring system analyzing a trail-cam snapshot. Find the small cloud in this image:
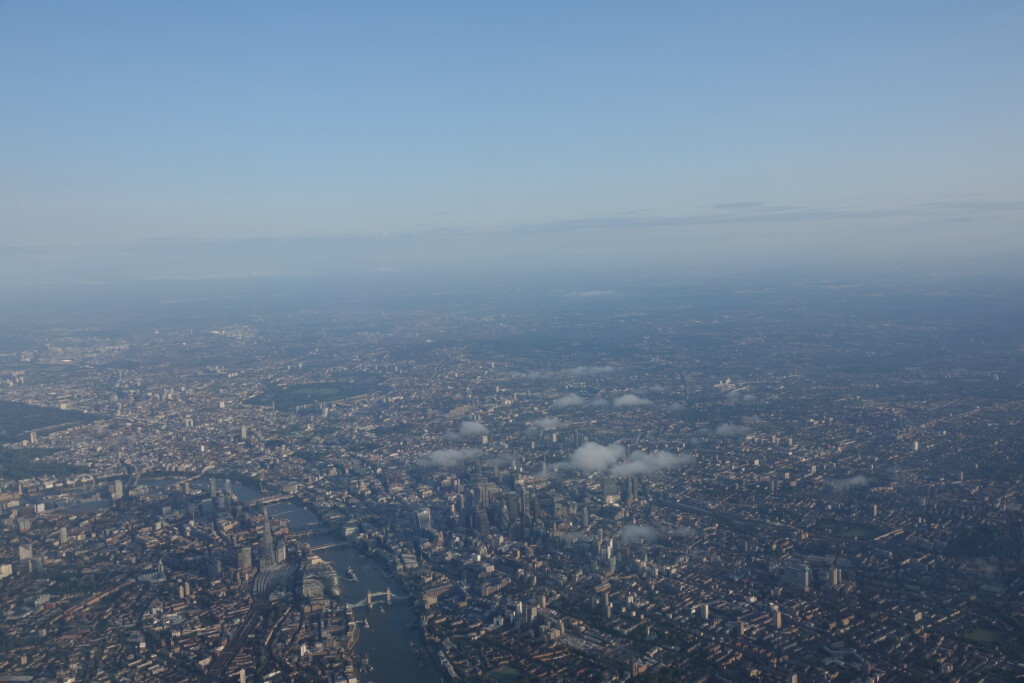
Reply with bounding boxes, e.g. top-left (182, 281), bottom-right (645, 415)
top-left (711, 201), bottom-right (800, 213)
top-left (566, 442), bottom-right (625, 472)
top-left (618, 524), bottom-right (662, 544)
top-left (553, 393), bottom-right (586, 408)
top-left (443, 420), bottom-right (489, 441)
top-left (588, 397), bottom-right (610, 407)
top-left (425, 448), bottom-right (481, 467)
top-left (566, 290), bottom-right (615, 298)
top-left (715, 423), bottom-right (751, 437)
top-left (833, 474), bottom-right (869, 491)
top-left (534, 464), bottom-right (565, 481)
top-left (566, 365), bottom-right (616, 376)
top-left (516, 365), bottom-right (617, 380)
top-left (613, 393), bottom-right (653, 408)
top-left (609, 449), bottom-right (693, 477)
top-left (534, 416), bottom-right (562, 430)
top-left (458, 420), bottom-right (488, 437)
top-left (724, 389), bottom-right (756, 404)
top-left (516, 370), bottom-right (557, 379)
